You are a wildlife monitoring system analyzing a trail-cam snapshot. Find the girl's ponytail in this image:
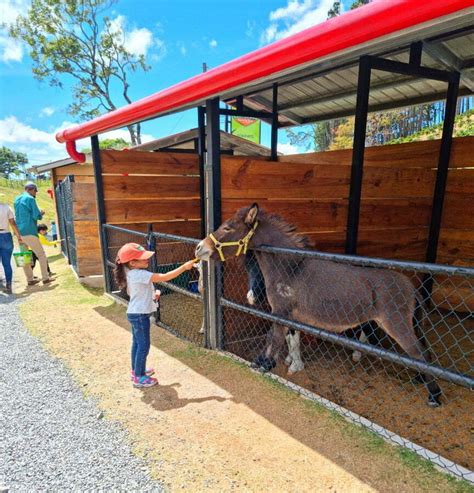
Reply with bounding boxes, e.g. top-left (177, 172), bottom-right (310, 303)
top-left (113, 262), bottom-right (127, 290)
